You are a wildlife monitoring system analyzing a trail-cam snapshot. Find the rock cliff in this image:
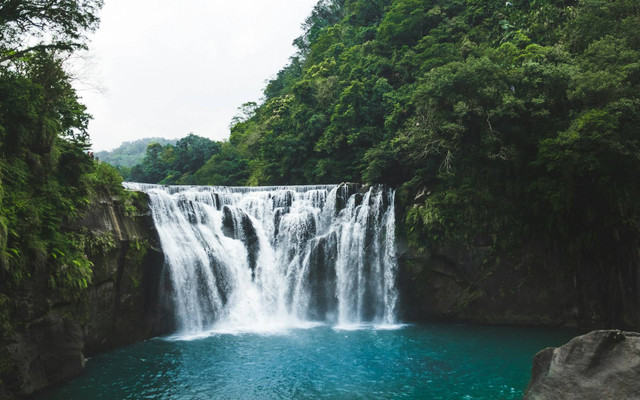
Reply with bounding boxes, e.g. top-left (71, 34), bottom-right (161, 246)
top-left (0, 192), bottom-right (168, 398)
top-left (398, 238), bottom-right (640, 331)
